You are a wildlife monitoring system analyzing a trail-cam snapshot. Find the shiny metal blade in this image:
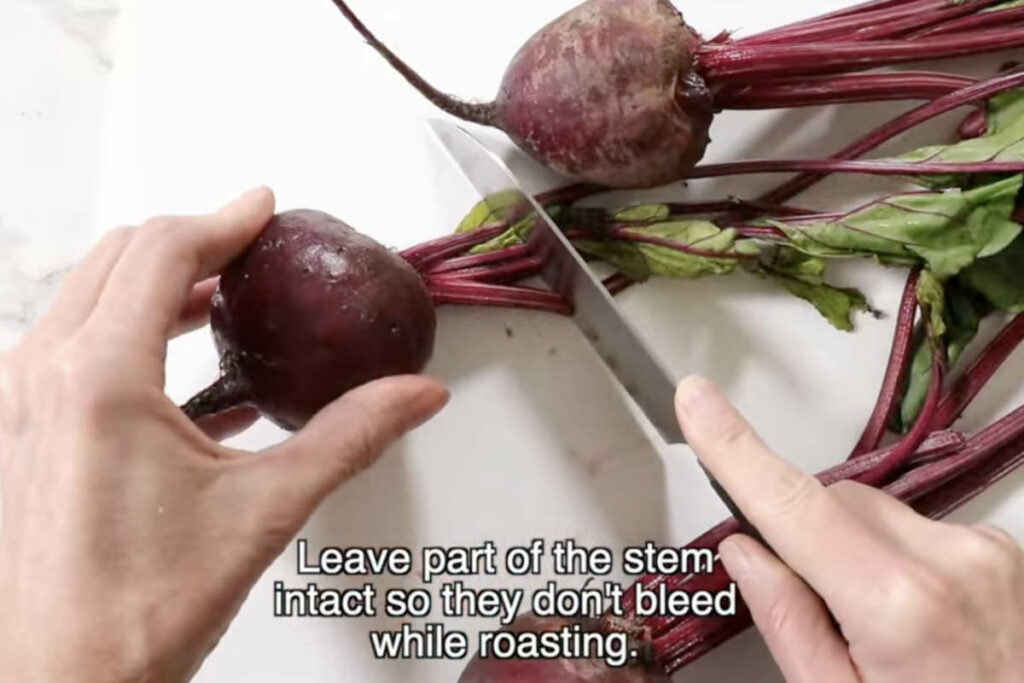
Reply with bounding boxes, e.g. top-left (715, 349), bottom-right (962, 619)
top-left (428, 118), bottom-right (684, 444)
top-left (428, 120), bottom-right (768, 547)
